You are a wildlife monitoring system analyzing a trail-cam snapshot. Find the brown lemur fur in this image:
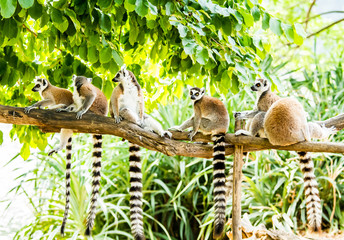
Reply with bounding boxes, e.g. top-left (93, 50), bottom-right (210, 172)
top-left (235, 78), bottom-right (336, 232)
top-left (170, 86), bottom-right (229, 238)
top-left (25, 78), bottom-right (75, 235)
top-left (57, 75), bottom-right (108, 236)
